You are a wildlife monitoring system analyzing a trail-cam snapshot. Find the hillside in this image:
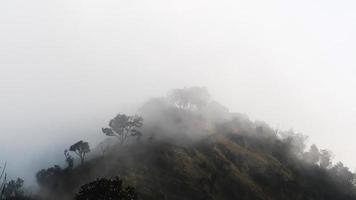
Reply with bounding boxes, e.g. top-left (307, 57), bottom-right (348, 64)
top-left (35, 87), bottom-right (356, 200)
